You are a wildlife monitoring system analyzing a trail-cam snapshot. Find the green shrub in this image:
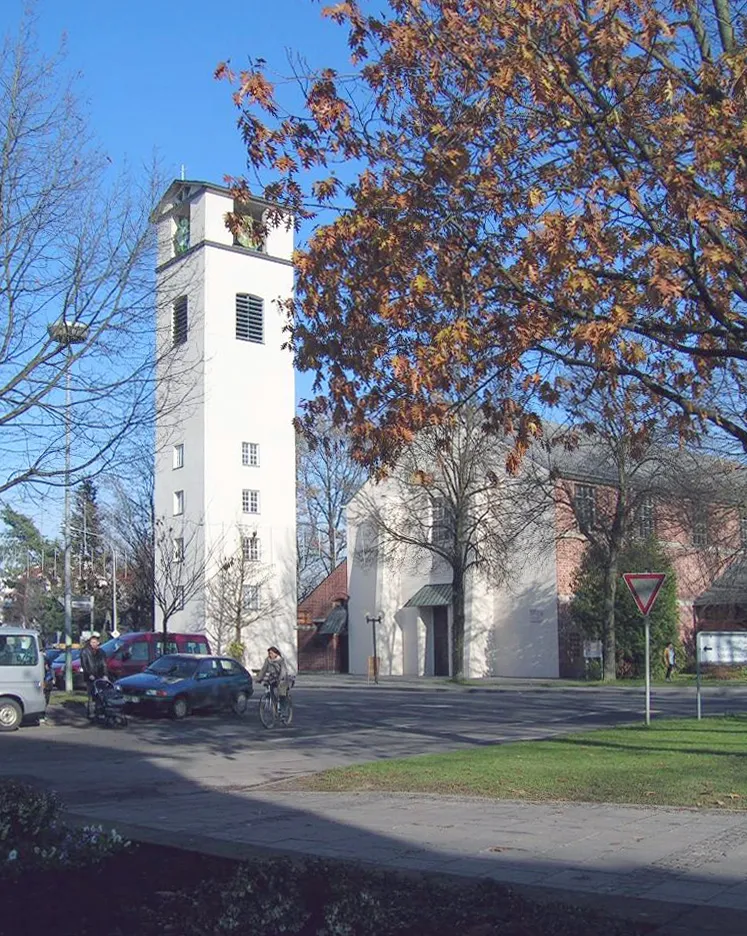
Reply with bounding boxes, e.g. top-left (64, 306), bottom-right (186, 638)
top-left (571, 537), bottom-right (681, 679)
top-left (0, 781), bottom-right (61, 845)
top-left (227, 641), bottom-right (245, 665)
top-left (1, 781), bottom-right (128, 875)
